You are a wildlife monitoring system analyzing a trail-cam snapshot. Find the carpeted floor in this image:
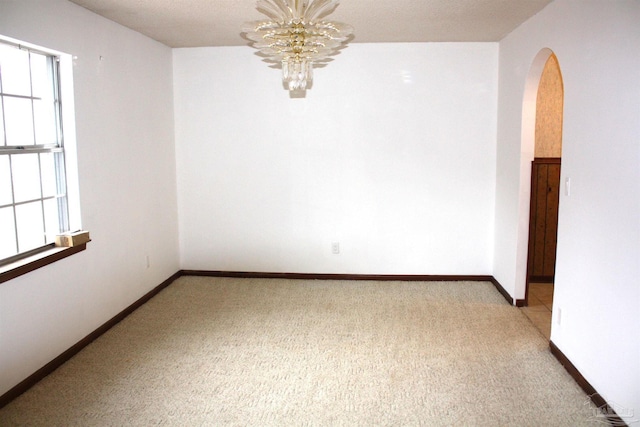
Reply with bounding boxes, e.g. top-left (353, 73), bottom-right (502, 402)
top-left (0, 277), bottom-right (598, 425)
